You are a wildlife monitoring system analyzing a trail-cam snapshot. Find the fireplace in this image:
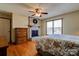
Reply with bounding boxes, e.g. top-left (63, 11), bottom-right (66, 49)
top-left (31, 30), bottom-right (38, 37)
top-left (29, 26), bottom-right (40, 38)
top-left (28, 17), bottom-right (40, 38)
